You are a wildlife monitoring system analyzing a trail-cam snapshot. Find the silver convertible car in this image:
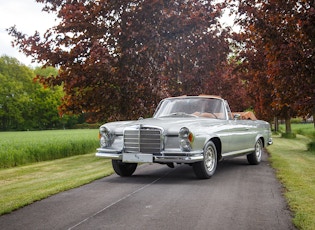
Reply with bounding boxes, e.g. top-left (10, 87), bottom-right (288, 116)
top-left (96, 95), bottom-right (272, 179)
